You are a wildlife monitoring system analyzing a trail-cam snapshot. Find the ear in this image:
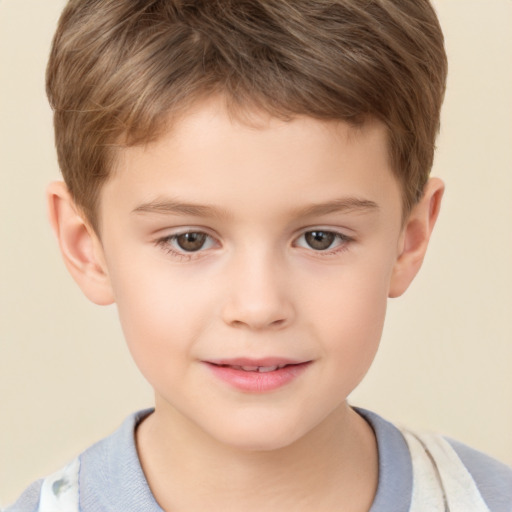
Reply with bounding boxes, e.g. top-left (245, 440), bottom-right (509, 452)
top-left (388, 177), bottom-right (444, 298)
top-left (47, 181), bottom-right (115, 305)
